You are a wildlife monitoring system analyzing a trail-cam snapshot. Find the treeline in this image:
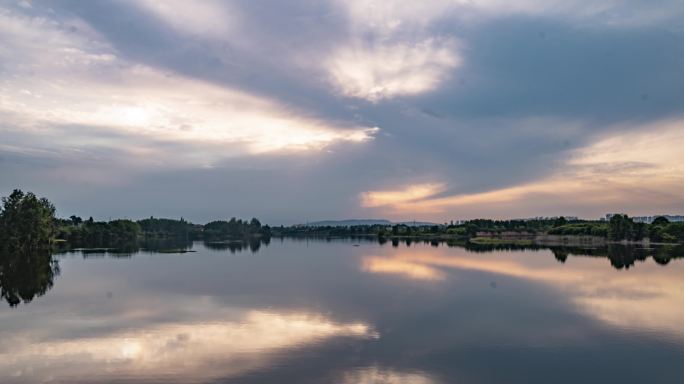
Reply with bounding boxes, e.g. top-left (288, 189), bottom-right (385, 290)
top-left (56, 216), bottom-right (202, 246)
top-left (548, 222), bottom-right (608, 237)
top-left (550, 214), bottom-right (684, 242)
top-left (203, 218), bottom-right (270, 240)
top-left (57, 216), bottom-right (271, 247)
top-left (547, 214), bottom-right (651, 240)
top-left (138, 217), bottom-right (197, 238)
top-left (450, 217), bottom-right (572, 237)
top-left (3, 189), bottom-right (683, 252)
top-left (277, 215), bottom-right (684, 243)
top-left (1, 189), bottom-right (270, 250)
top-left (57, 218), bottom-right (141, 247)
top-left (276, 218), bottom-right (571, 239)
